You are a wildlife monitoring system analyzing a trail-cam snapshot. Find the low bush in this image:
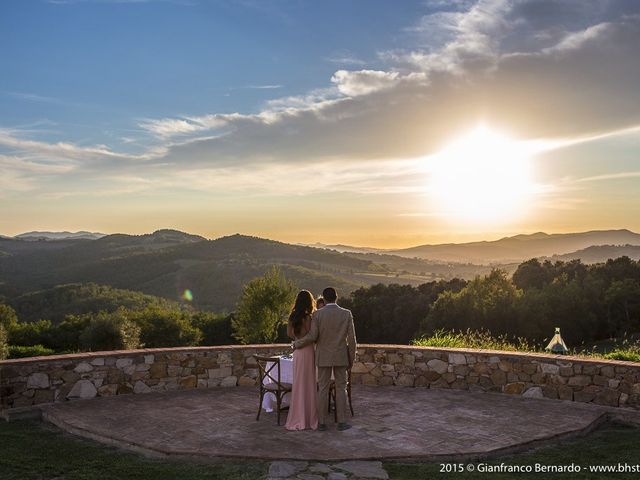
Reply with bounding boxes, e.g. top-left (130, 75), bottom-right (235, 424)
top-left (8, 344), bottom-right (56, 359)
top-left (192, 312), bottom-right (235, 345)
top-left (8, 320), bottom-right (54, 347)
top-left (0, 325), bottom-right (8, 360)
top-left (603, 346), bottom-right (640, 362)
top-left (49, 314), bottom-right (92, 352)
top-left (412, 328), bottom-right (537, 352)
top-left (79, 309), bottom-right (141, 351)
top-left (133, 308), bottom-right (202, 348)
